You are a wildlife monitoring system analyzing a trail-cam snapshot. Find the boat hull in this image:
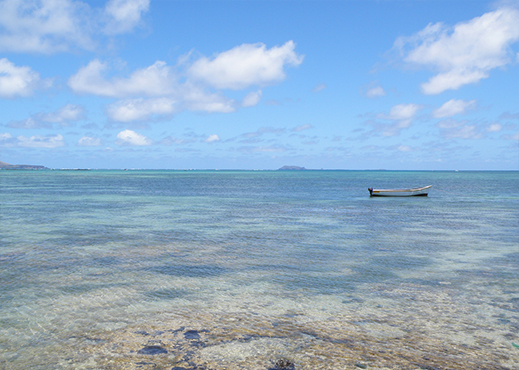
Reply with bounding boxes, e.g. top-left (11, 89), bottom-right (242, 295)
top-left (368, 185), bottom-right (432, 197)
